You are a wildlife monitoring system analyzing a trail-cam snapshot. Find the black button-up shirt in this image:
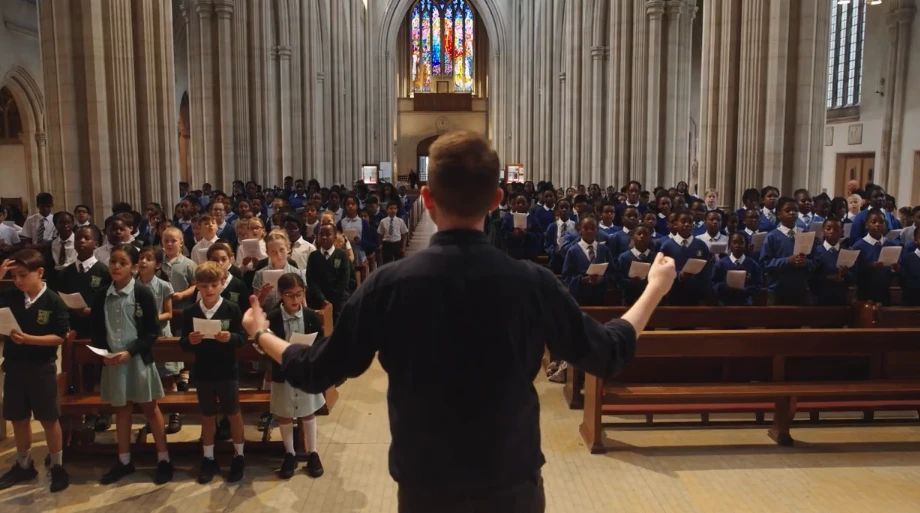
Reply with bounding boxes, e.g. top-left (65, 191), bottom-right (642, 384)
top-left (281, 229), bottom-right (637, 491)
